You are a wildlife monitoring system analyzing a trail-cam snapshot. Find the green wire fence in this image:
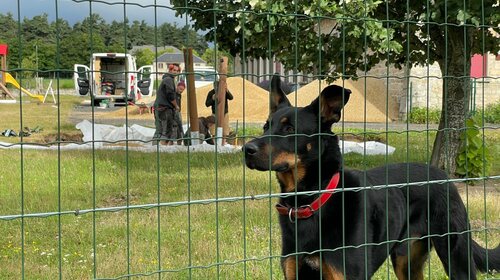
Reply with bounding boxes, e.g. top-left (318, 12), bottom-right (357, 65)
top-left (0, 0), bottom-right (499, 279)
